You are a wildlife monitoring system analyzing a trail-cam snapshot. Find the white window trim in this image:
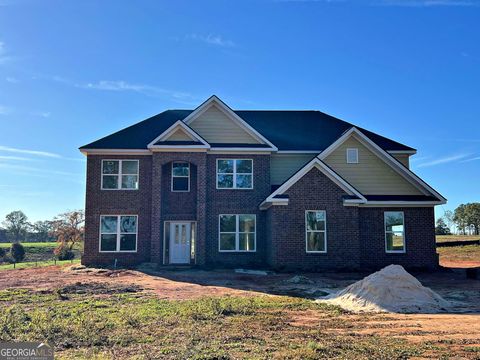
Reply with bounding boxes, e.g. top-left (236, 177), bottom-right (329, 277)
top-left (171, 162), bottom-right (190, 192)
top-left (99, 215), bottom-right (138, 253)
top-left (216, 159), bottom-right (254, 190)
top-left (101, 159), bottom-right (139, 190)
top-left (384, 211), bottom-right (406, 254)
top-left (218, 214), bottom-right (256, 252)
top-left (346, 148), bottom-right (359, 164)
top-left (305, 210), bottom-right (327, 253)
